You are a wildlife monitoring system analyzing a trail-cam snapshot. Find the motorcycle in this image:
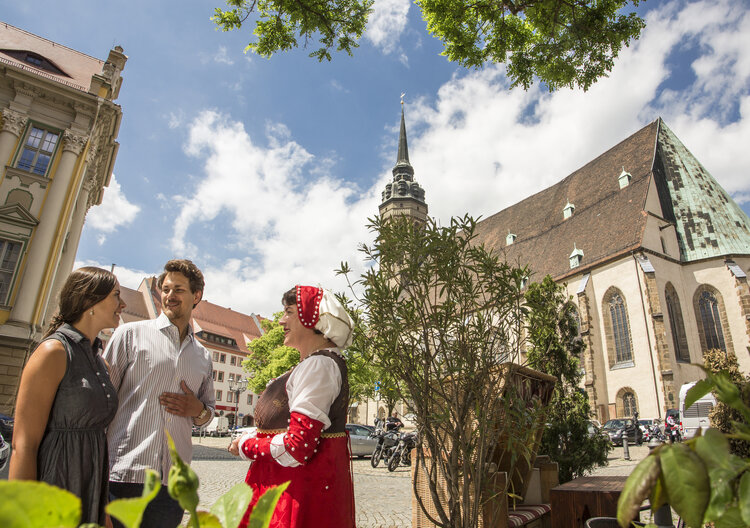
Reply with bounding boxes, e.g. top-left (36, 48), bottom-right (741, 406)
top-left (647, 423), bottom-right (666, 442)
top-left (370, 418), bottom-right (401, 468)
top-left (665, 420), bottom-right (681, 443)
top-left (387, 430), bottom-right (419, 472)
